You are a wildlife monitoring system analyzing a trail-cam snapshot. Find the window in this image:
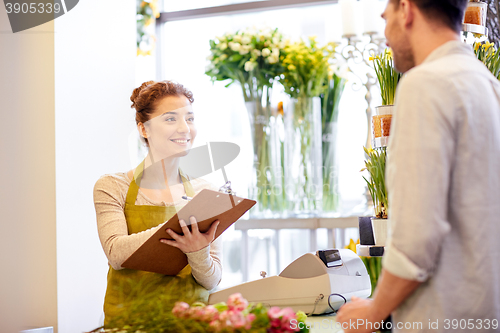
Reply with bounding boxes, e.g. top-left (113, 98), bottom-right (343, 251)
top-left (145, 0), bottom-right (385, 288)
